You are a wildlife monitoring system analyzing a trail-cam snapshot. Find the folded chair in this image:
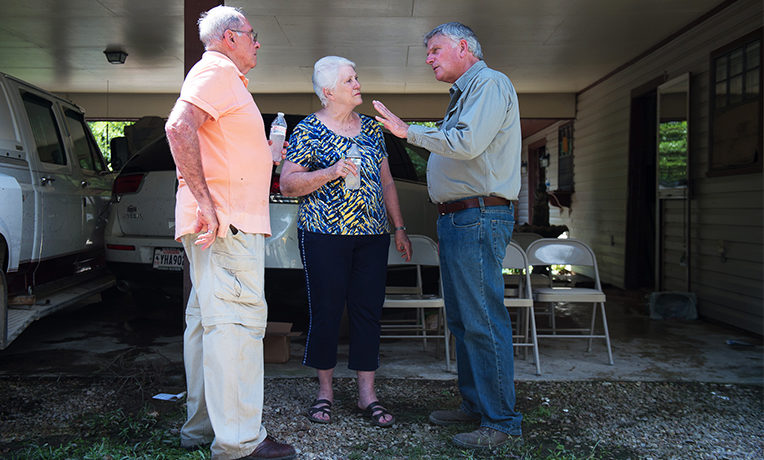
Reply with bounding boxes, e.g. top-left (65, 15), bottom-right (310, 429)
top-left (511, 231), bottom-right (551, 306)
top-left (525, 238), bottom-right (614, 365)
top-left (380, 234), bottom-right (451, 370)
top-left (511, 232), bottom-right (544, 250)
top-left (503, 241), bottom-right (541, 375)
